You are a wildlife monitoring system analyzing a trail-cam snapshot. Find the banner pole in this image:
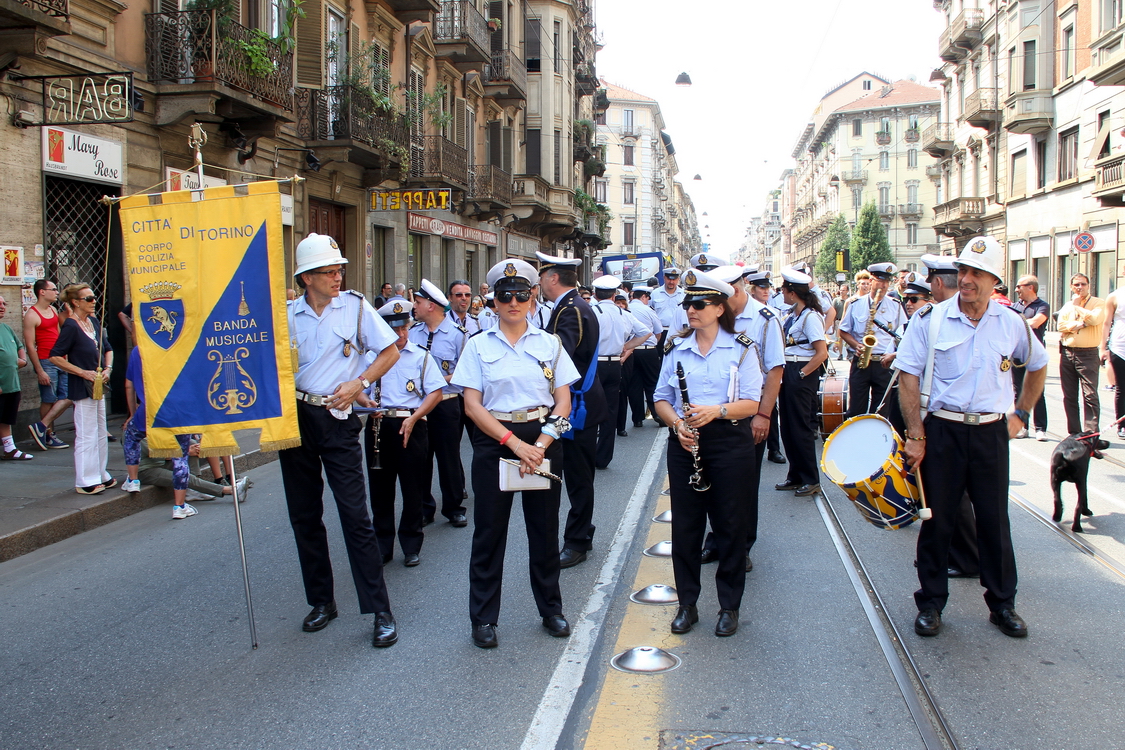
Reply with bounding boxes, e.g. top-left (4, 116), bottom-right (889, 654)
top-left (228, 459), bottom-right (259, 649)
